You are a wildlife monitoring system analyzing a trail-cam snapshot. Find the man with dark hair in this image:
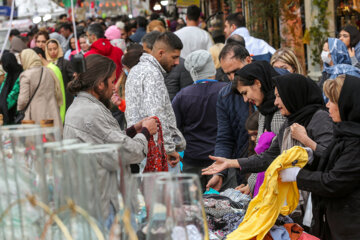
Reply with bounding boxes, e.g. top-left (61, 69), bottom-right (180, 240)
top-left (9, 29), bottom-right (26, 54)
top-left (226, 34), bottom-right (246, 47)
top-left (224, 12), bottom-right (275, 62)
top-left (59, 23), bottom-right (73, 52)
top-left (141, 31), bottom-right (162, 53)
top-left (59, 14), bottom-right (68, 23)
top-left (206, 42), bottom-right (253, 192)
top-left (126, 32), bottom-right (186, 168)
top-left (85, 23), bottom-right (124, 80)
top-left (175, 5), bottom-right (213, 58)
top-left (130, 16), bottom-right (148, 43)
top-left (141, 31), bottom-right (193, 100)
